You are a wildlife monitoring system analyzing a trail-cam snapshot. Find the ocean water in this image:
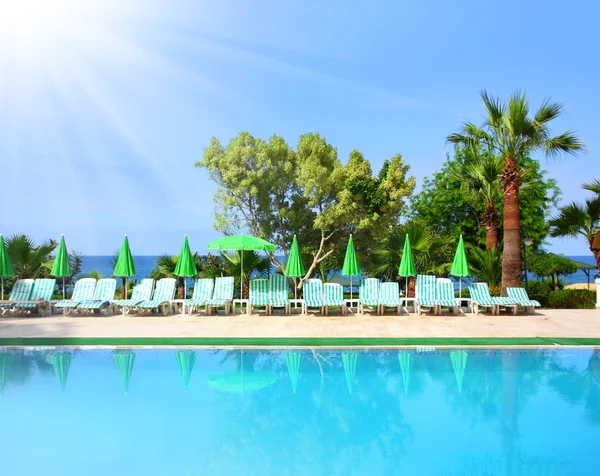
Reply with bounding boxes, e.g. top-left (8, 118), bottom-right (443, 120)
top-left (80, 255), bottom-right (598, 285)
top-left (0, 348), bottom-right (598, 475)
